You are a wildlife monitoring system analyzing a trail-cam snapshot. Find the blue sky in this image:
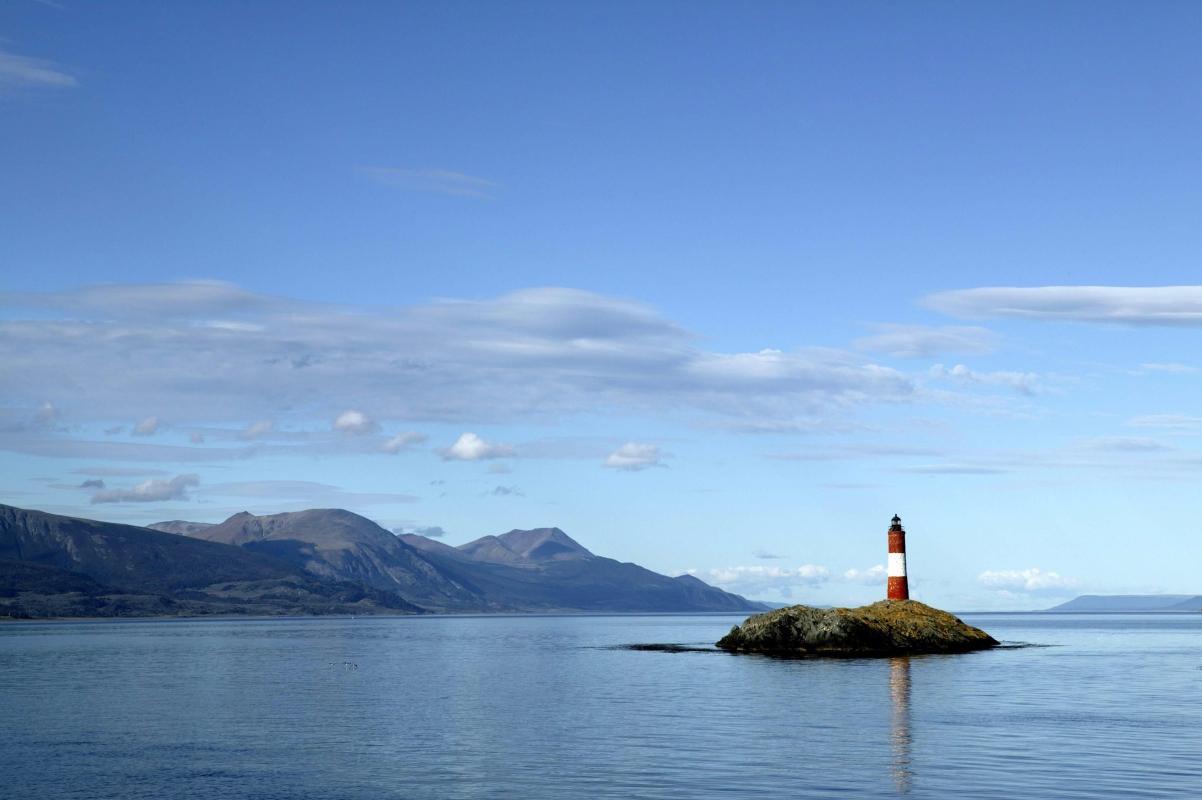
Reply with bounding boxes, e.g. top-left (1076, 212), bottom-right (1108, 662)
top-left (4, 1), bottom-right (1202, 609)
